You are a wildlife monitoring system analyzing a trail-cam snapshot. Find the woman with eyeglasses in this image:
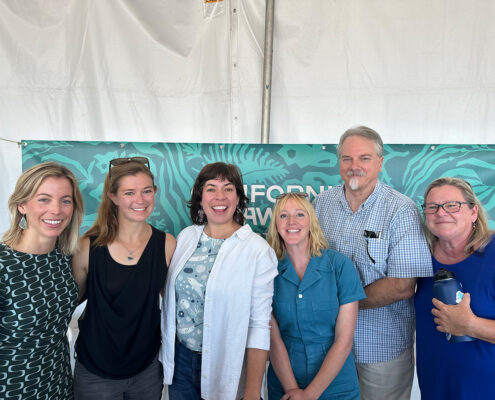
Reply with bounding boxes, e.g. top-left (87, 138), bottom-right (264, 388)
top-left (72, 157), bottom-right (176, 400)
top-left (1, 162), bottom-right (84, 399)
top-left (161, 162), bottom-right (278, 400)
top-left (266, 193), bottom-right (365, 399)
top-left (414, 177), bottom-right (495, 400)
